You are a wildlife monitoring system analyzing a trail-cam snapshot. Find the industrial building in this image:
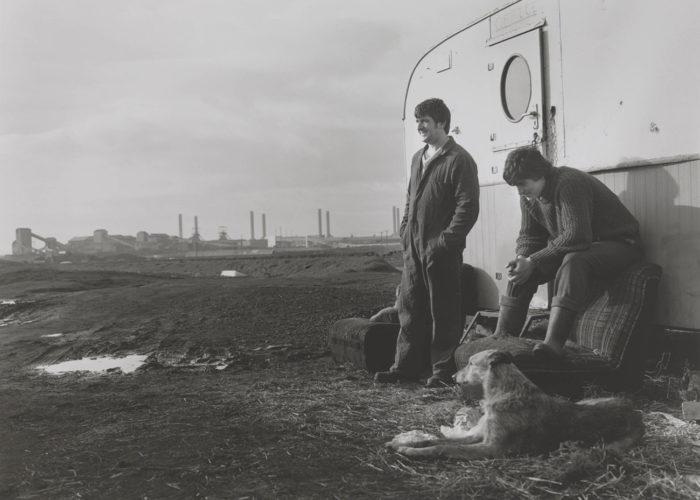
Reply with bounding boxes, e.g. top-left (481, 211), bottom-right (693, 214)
top-left (8, 207), bottom-right (404, 259)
